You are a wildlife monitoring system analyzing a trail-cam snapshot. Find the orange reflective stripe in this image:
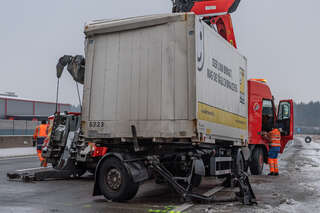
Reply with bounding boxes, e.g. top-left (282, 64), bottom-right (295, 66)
top-left (274, 159), bottom-right (279, 172)
top-left (268, 158), bottom-right (275, 172)
top-left (270, 129), bottom-right (281, 147)
top-left (271, 136), bottom-right (281, 139)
